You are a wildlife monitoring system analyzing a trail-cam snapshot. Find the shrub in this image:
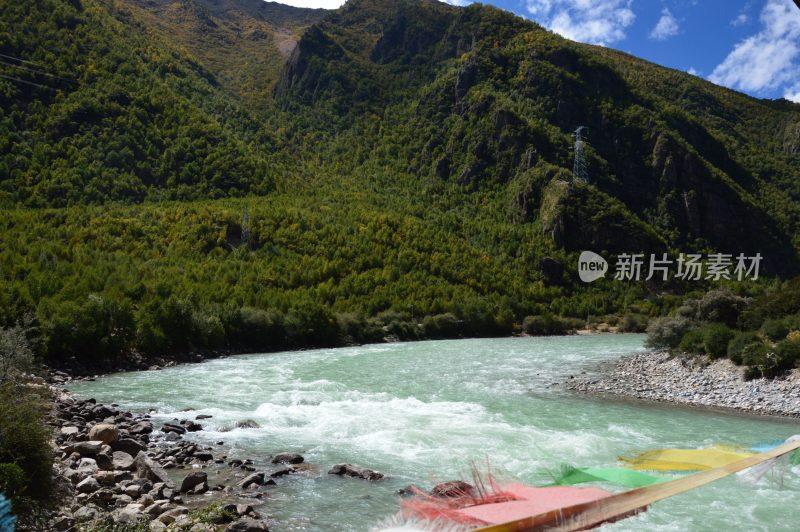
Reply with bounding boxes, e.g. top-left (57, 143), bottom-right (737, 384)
top-left (645, 316), bottom-right (692, 349)
top-left (760, 318), bottom-right (789, 342)
top-left (618, 314), bottom-right (648, 333)
top-left (727, 331), bottom-right (761, 365)
top-left (697, 289), bottom-right (747, 327)
top-left (678, 329), bottom-right (705, 354)
top-left (522, 314), bottom-right (573, 336)
top-left (702, 323), bottom-right (735, 359)
top-left (0, 384), bottom-right (52, 507)
top-left (40, 295), bottom-right (135, 363)
top-left (0, 325), bottom-right (35, 384)
top-left (422, 313), bottom-right (461, 339)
